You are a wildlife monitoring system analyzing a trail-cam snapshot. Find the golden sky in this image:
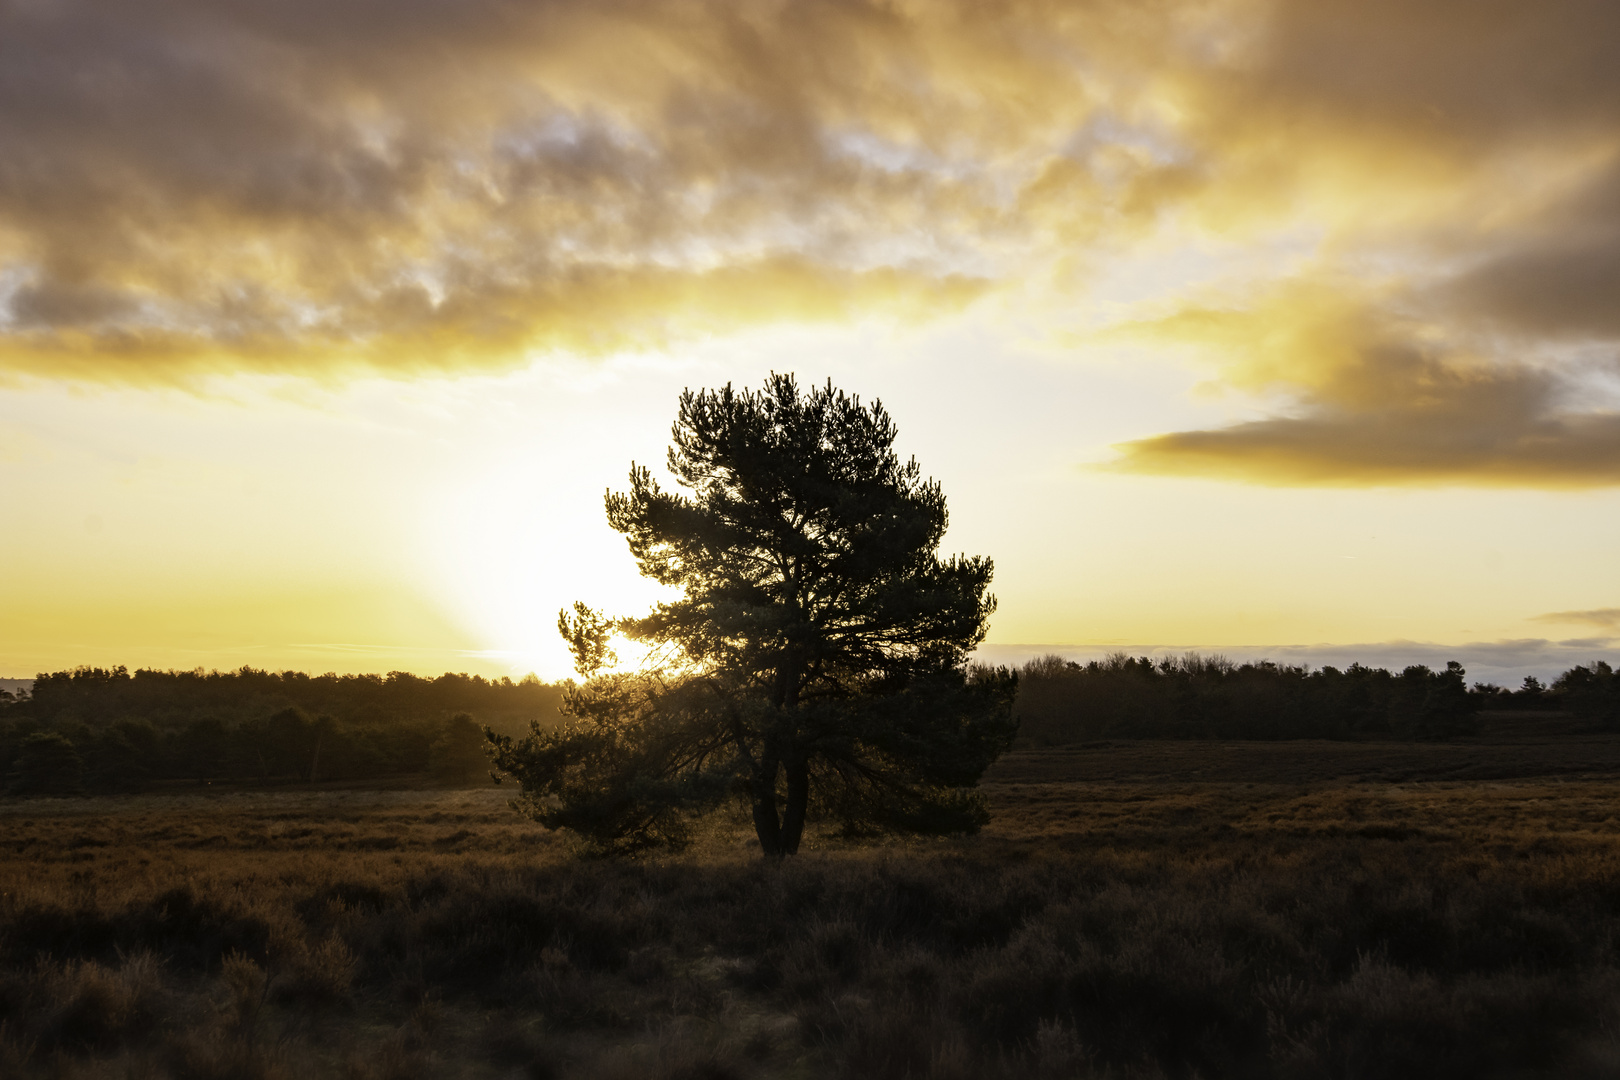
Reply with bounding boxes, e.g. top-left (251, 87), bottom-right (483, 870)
top-left (4, 0), bottom-right (1619, 682)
